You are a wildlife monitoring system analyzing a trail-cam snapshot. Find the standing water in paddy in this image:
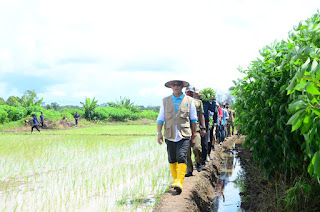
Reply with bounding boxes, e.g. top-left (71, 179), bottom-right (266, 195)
top-left (212, 144), bottom-right (244, 212)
